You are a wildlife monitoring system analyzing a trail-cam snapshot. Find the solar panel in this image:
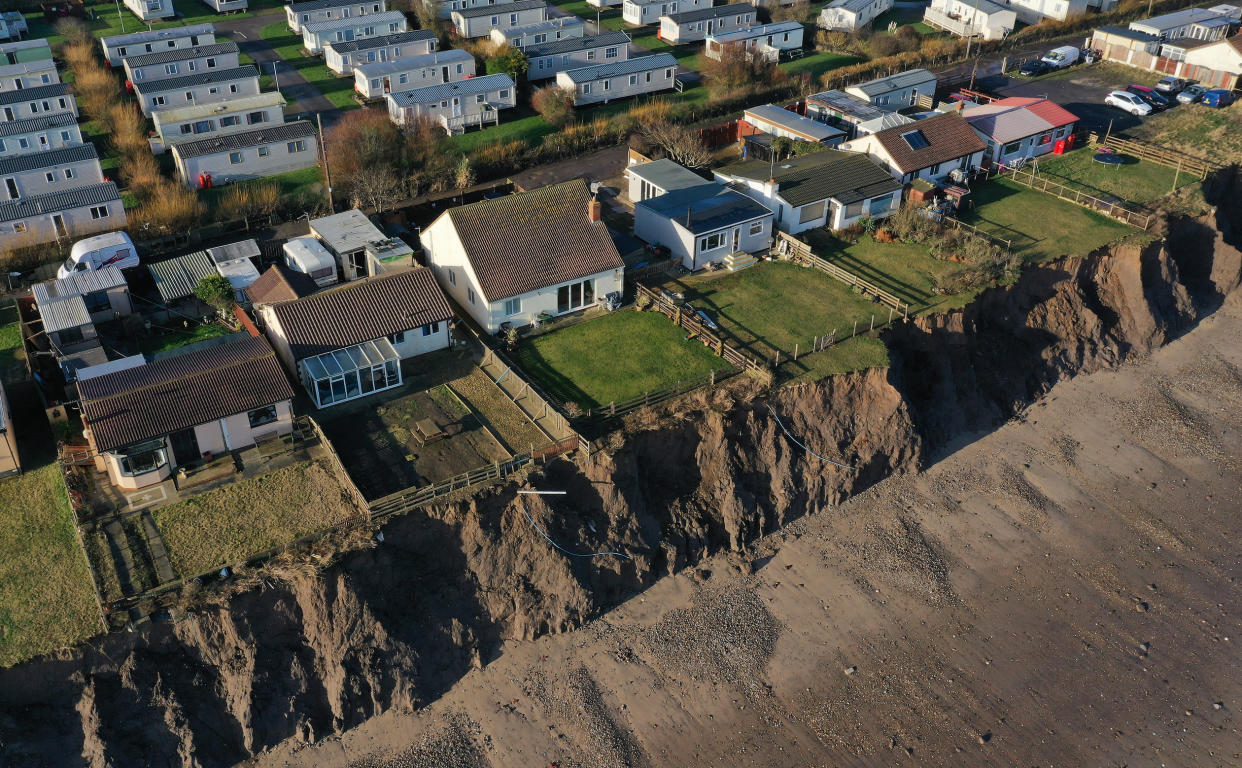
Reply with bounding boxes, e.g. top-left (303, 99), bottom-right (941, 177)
top-left (902, 130), bottom-right (930, 150)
